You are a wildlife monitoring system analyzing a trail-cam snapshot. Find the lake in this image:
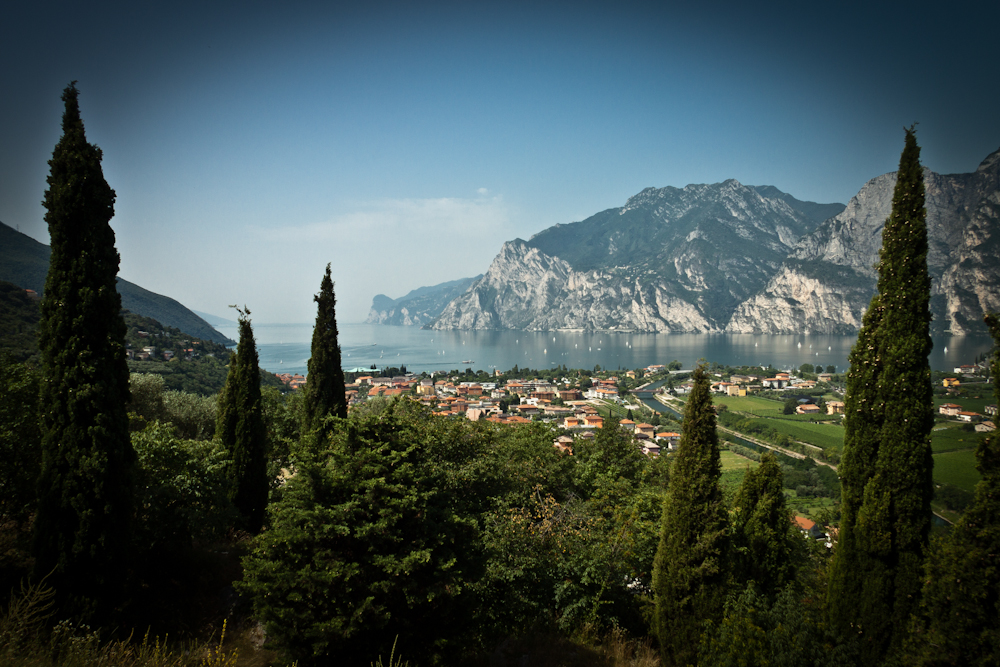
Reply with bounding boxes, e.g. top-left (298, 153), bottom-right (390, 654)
top-left (214, 323), bottom-right (993, 377)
